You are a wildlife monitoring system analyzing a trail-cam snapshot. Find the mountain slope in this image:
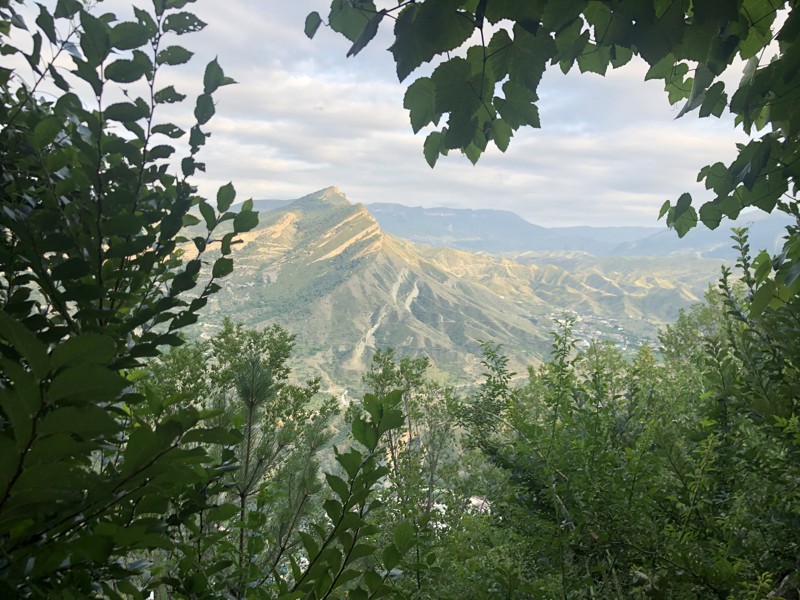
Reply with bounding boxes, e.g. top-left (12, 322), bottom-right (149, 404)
top-left (203, 188), bottom-right (723, 392)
